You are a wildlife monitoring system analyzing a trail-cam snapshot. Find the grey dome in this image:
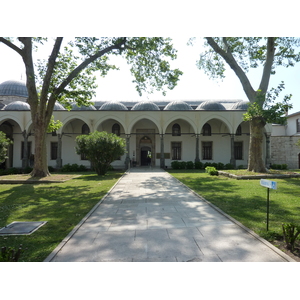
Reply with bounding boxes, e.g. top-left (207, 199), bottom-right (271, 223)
top-left (132, 101), bottom-right (160, 111)
top-left (4, 101), bottom-right (30, 110)
top-left (70, 102), bottom-right (96, 111)
top-left (54, 102), bottom-right (66, 110)
top-left (99, 101), bottom-right (128, 111)
top-left (196, 101), bottom-right (226, 111)
top-left (164, 100), bottom-right (193, 111)
top-left (0, 80), bottom-right (28, 98)
top-left (230, 101), bottom-right (250, 110)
